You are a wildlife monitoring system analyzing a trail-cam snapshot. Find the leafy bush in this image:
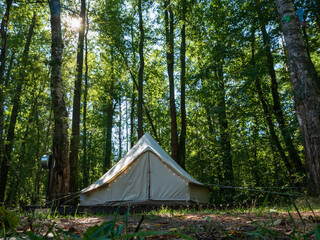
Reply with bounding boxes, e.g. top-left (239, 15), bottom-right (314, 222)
top-left (0, 207), bottom-right (19, 229)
